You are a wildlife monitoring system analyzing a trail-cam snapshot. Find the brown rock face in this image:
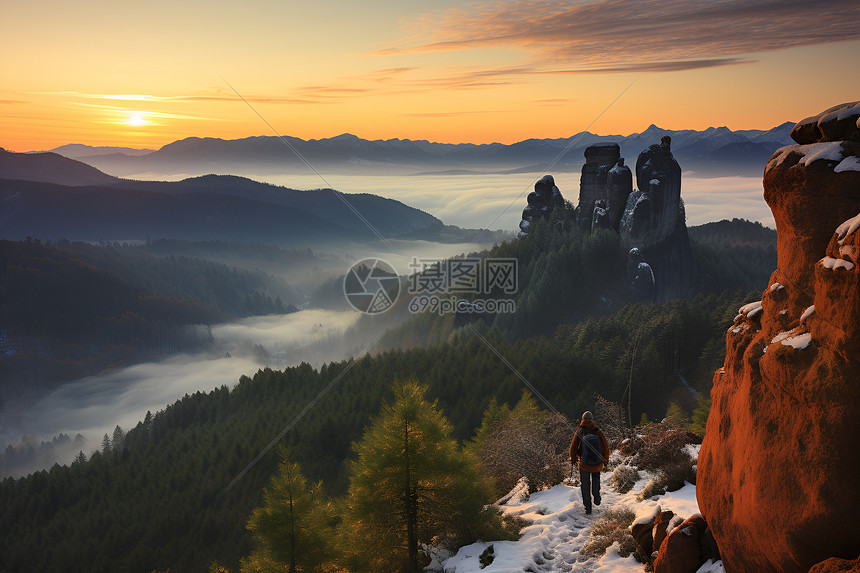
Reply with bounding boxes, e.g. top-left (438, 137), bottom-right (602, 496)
top-left (809, 556), bottom-right (860, 573)
top-left (698, 105), bottom-right (860, 572)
